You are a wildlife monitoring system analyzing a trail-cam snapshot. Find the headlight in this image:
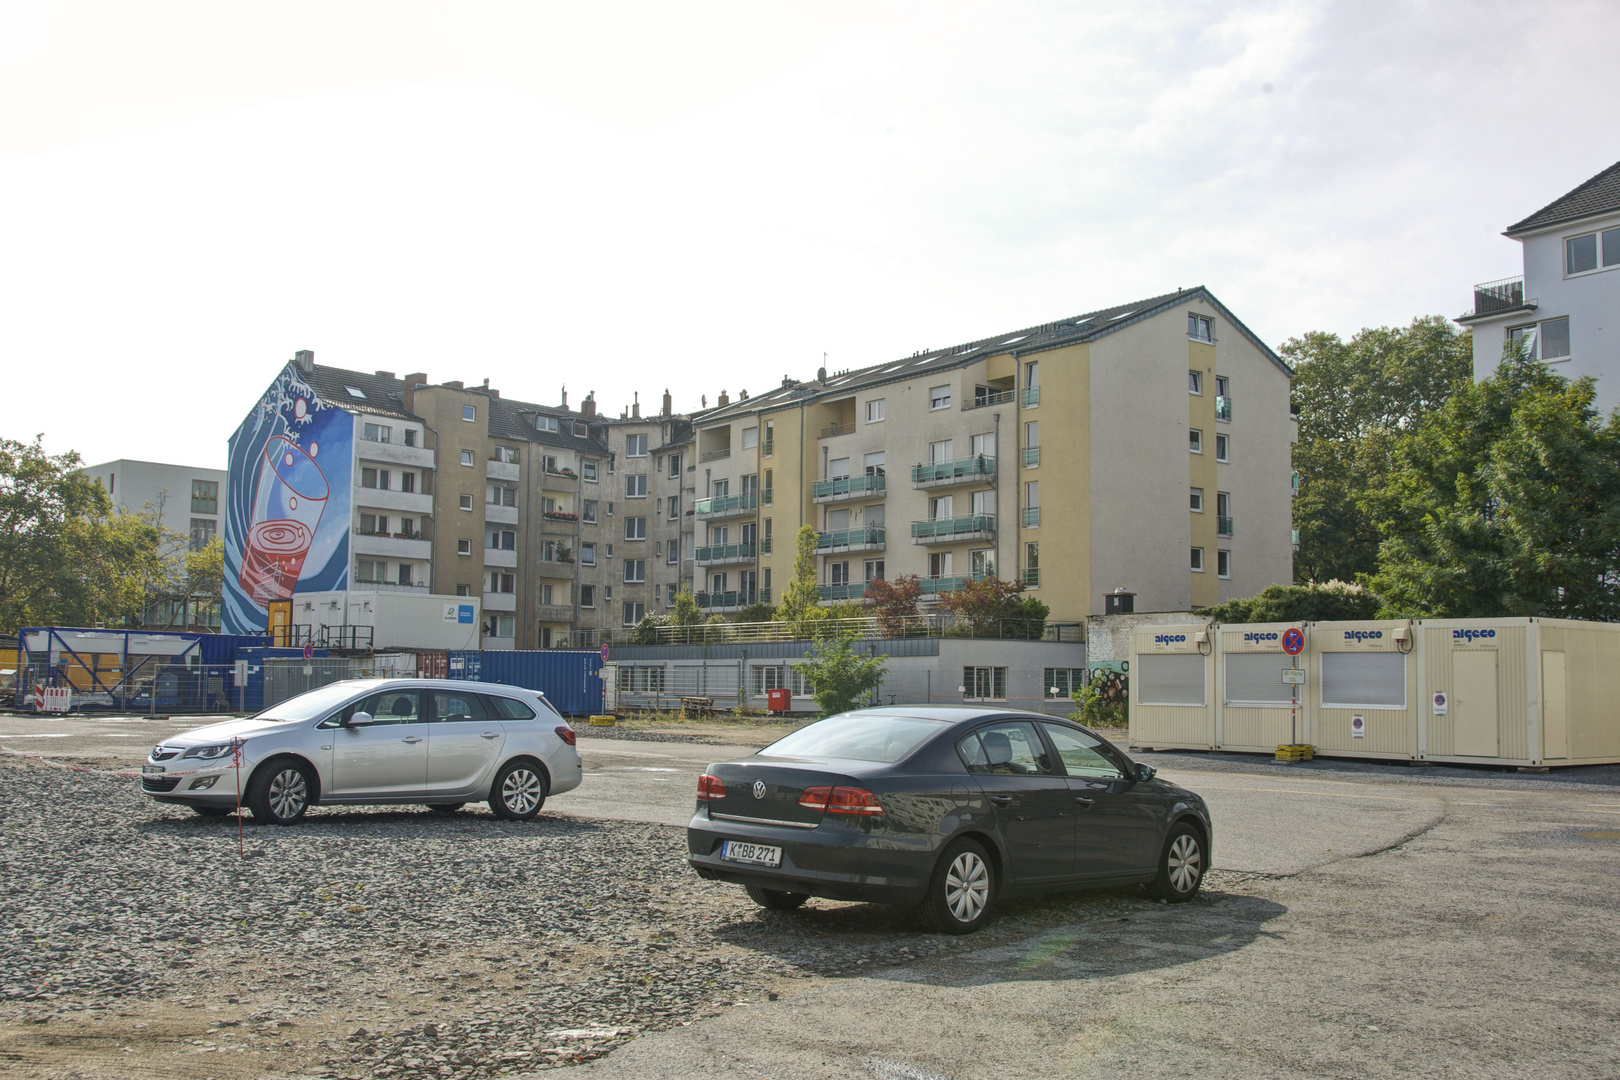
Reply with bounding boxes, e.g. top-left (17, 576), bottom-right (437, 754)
top-left (182, 744), bottom-right (235, 760)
